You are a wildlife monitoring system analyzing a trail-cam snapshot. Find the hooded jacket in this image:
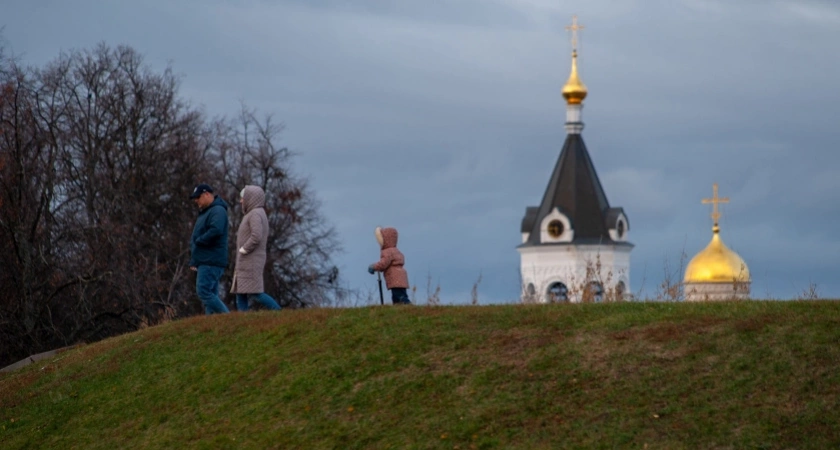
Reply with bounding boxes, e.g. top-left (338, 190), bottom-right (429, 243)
top-left (371, 227), bottom-right (409, 289)
top-left (231, 185), bottom-right (271, 294)
top-left (190, 195), bottom-right (230, 268)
